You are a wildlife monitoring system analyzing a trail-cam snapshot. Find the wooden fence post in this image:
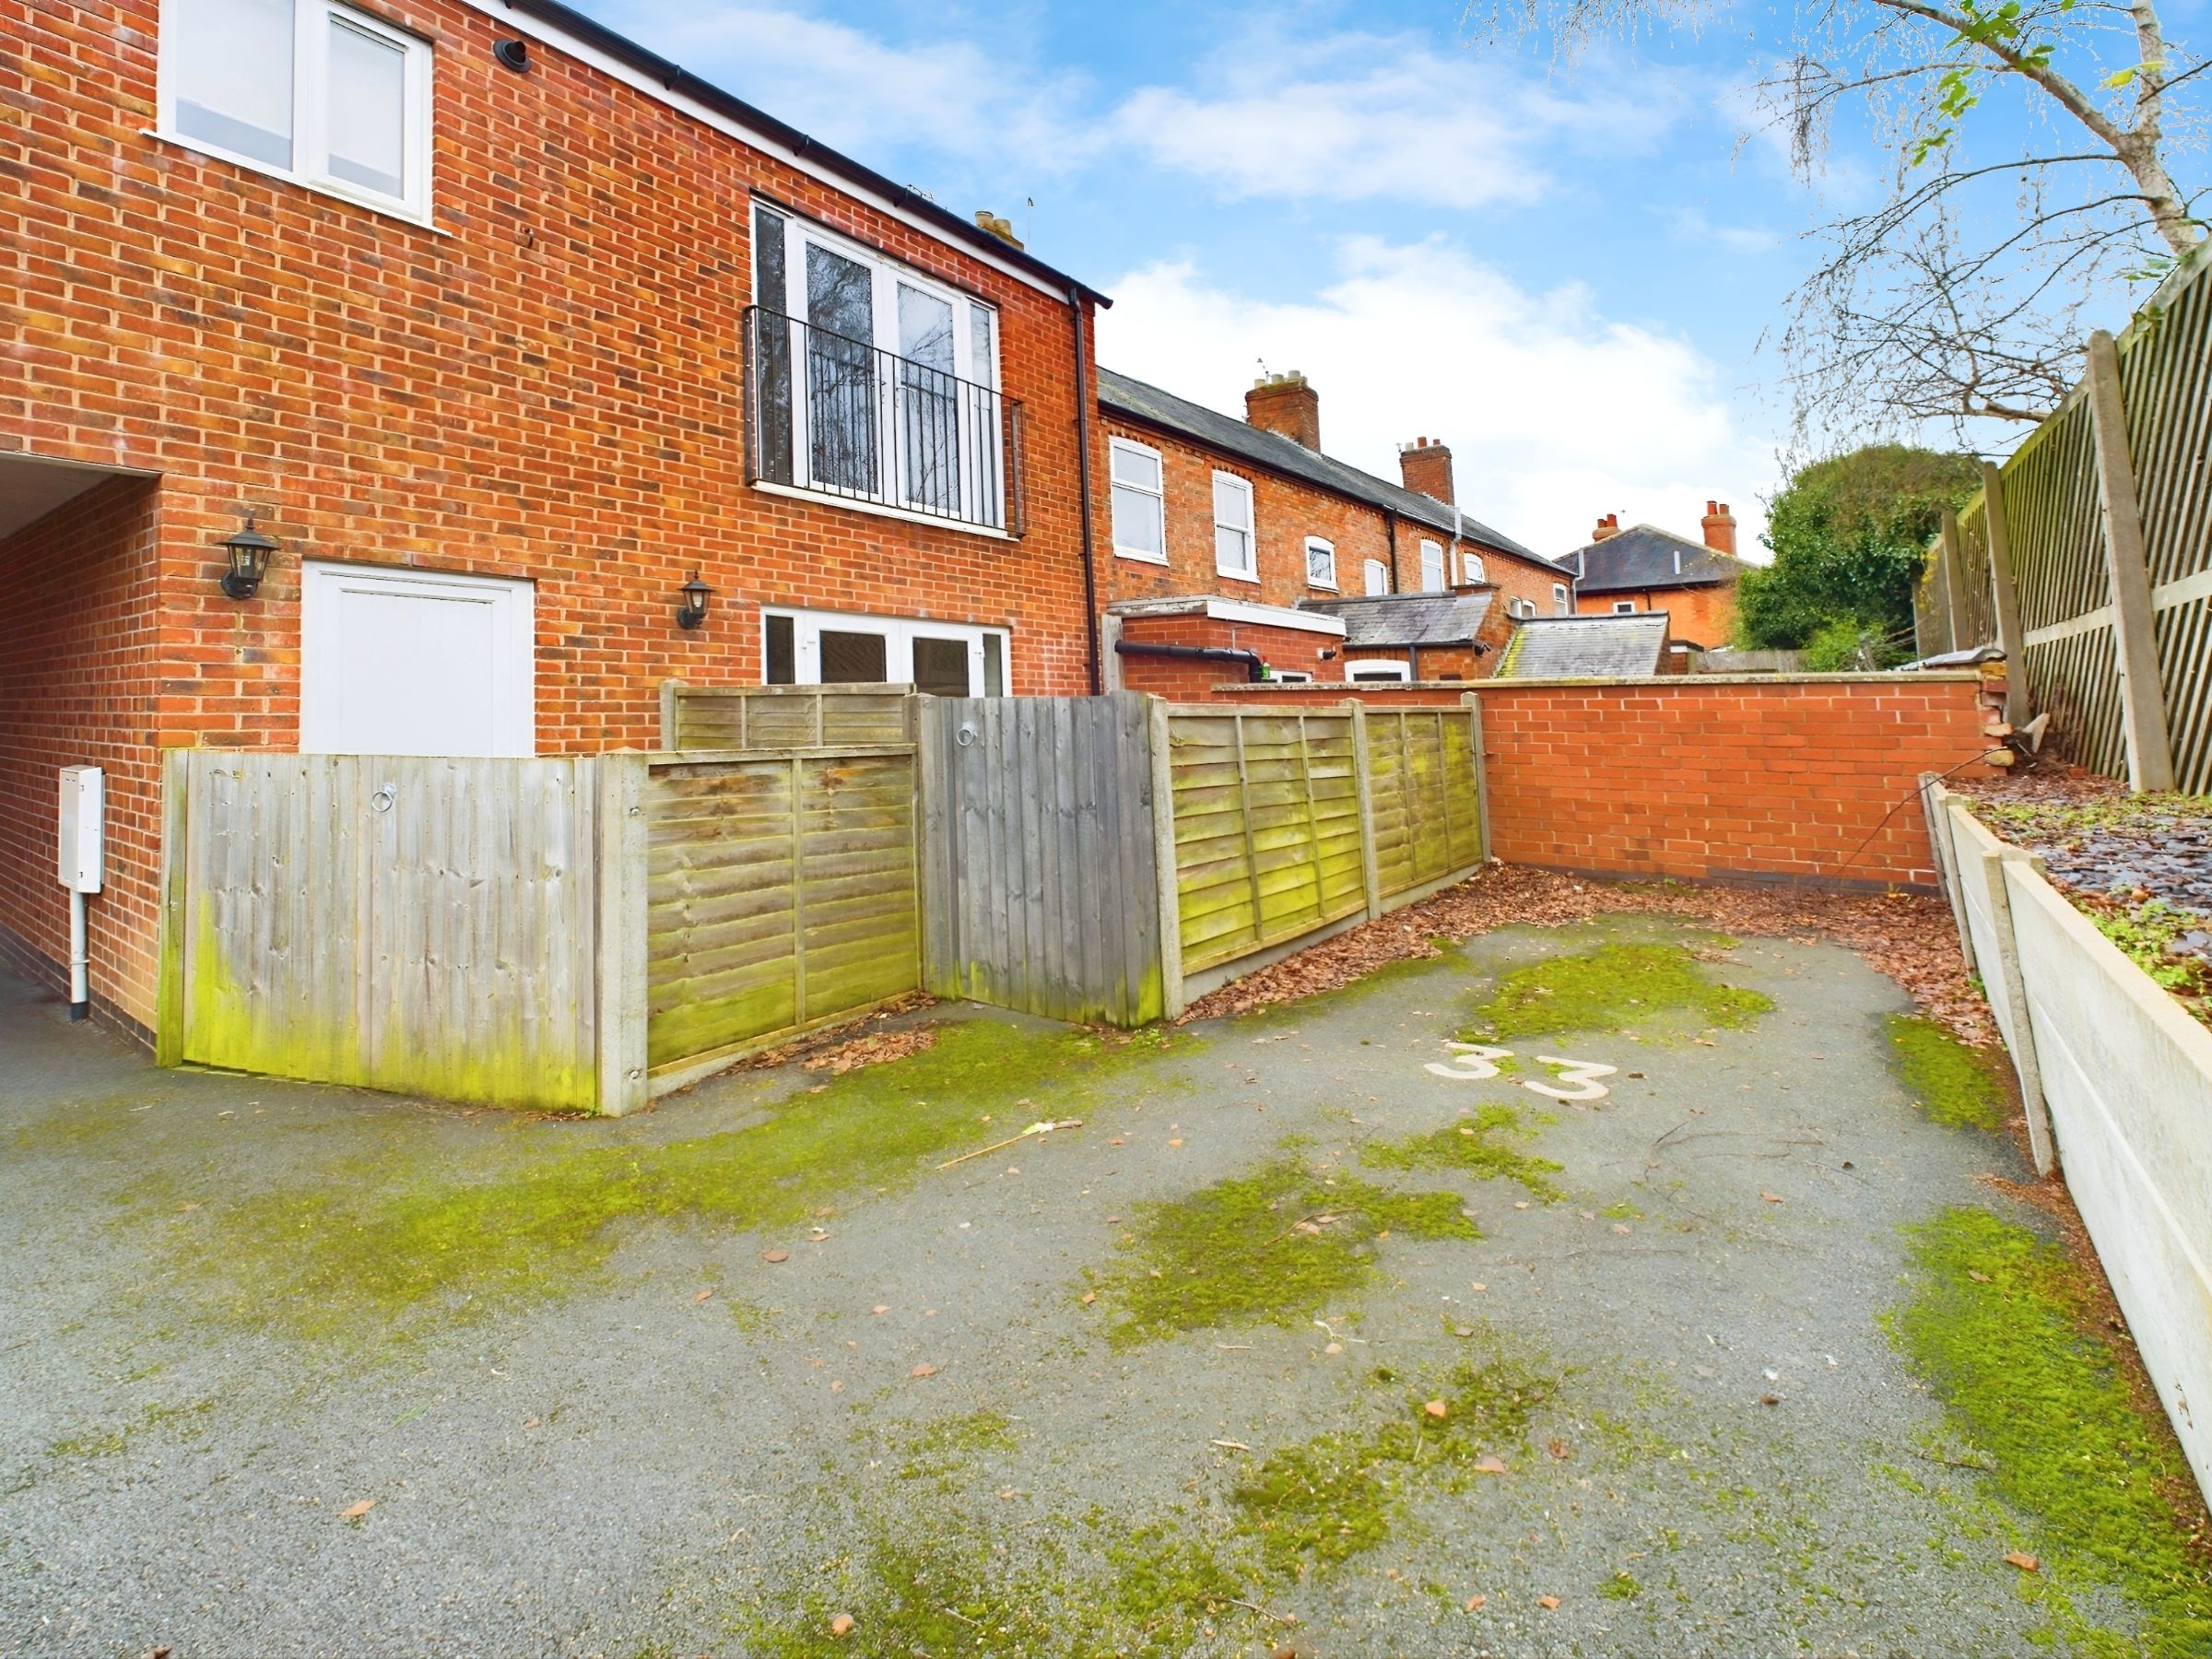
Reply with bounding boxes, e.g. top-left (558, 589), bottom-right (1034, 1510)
top-left (1147, 696), bottom-right (1185, 1018)
top-left (1938, 509), bottom-right (1970, 653)
top-left (1980, 845), bottom-right (2056, 1176)
top-left (594, 754), bottom-right (650, 1116)
top-left (1980, 463), bottom-right (2030, 727)
top-left (1463, 692), bottom-right (1492, 864)
top-left (154, 747), bottom-right (191, 1067)
top-left (2086, 328), bottom-right (2177, 792)
top-left (1345, 700), bottom-right (1382, 920)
